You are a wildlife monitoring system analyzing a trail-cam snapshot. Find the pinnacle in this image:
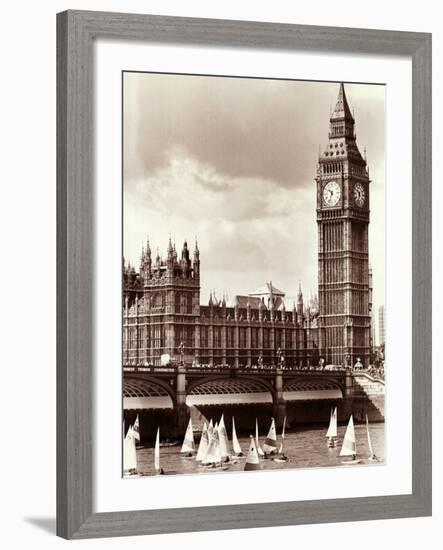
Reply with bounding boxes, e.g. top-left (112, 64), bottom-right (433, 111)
top-left (331, 82), bottom-right (354, 122)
